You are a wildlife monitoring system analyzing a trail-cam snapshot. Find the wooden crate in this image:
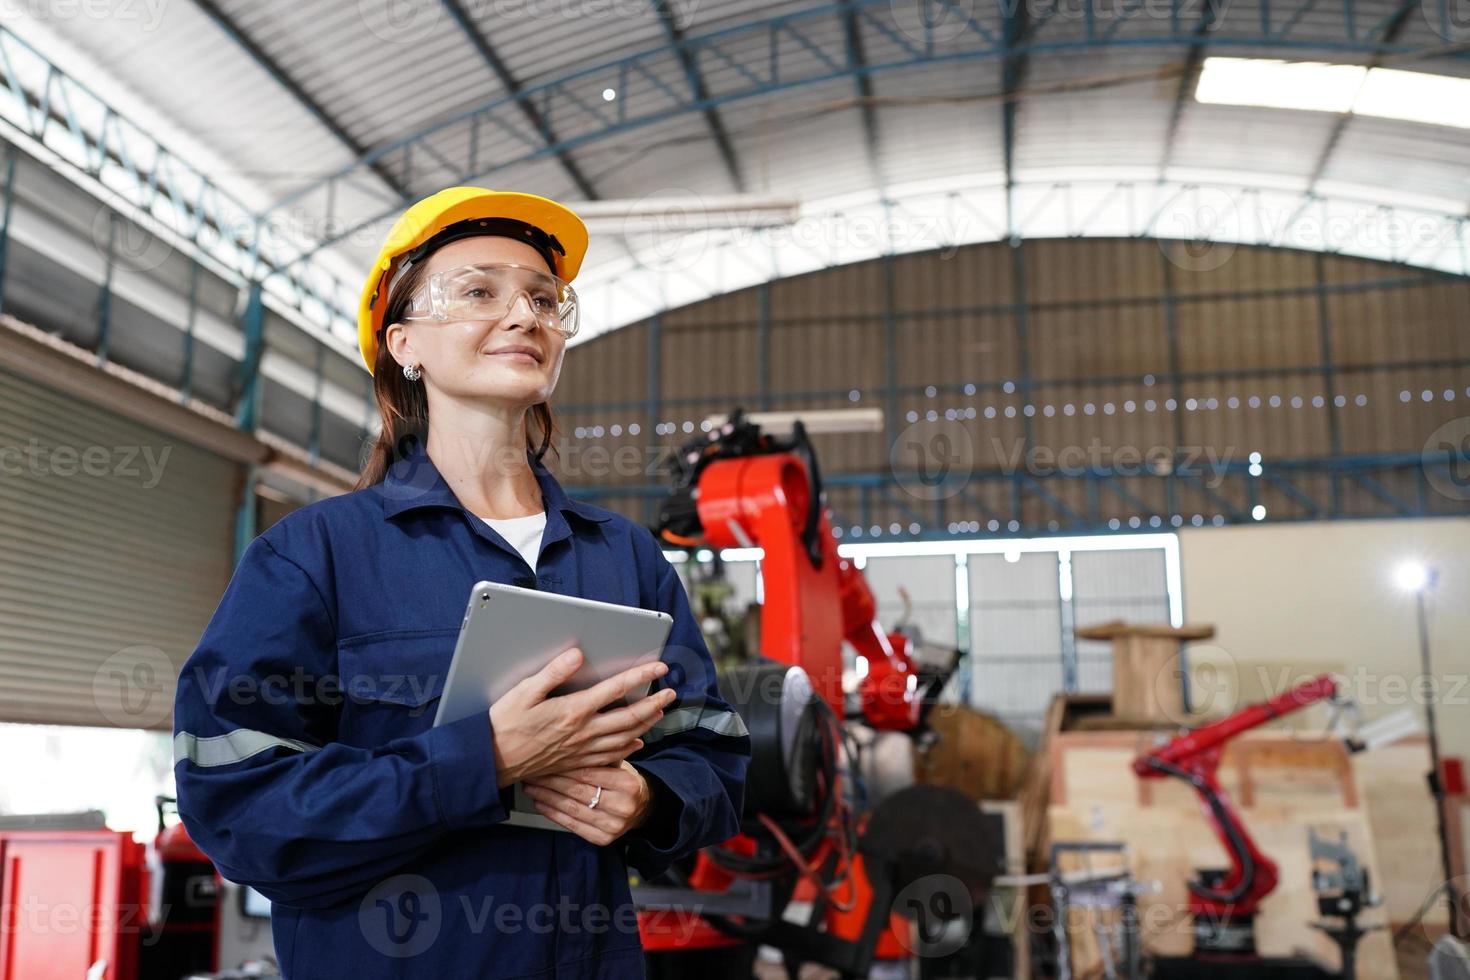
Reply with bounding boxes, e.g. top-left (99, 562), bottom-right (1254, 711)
top-left (1047, 731), bottom-right (1399, 979)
